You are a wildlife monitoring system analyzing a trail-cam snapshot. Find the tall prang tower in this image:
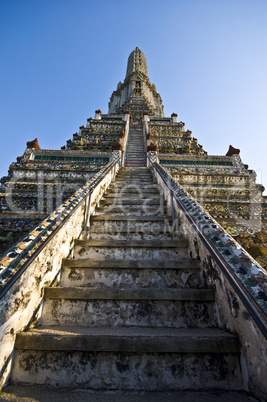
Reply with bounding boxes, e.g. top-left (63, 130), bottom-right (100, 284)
top-left (108, 47), bottom-right (164, 119)
top-left (0, 47), bottom-right (266, 266)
